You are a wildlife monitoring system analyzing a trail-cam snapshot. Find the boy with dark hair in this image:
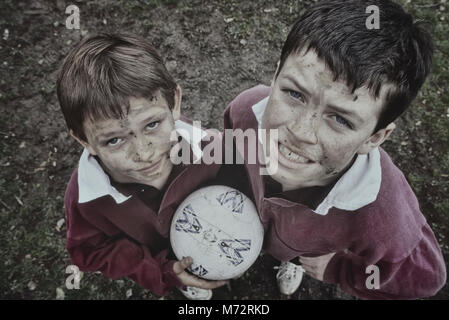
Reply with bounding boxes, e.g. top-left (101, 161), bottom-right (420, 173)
top-left (57, 33), bottom-right (226, 300)
top-left (223, 0), bottom-right (446, 299)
